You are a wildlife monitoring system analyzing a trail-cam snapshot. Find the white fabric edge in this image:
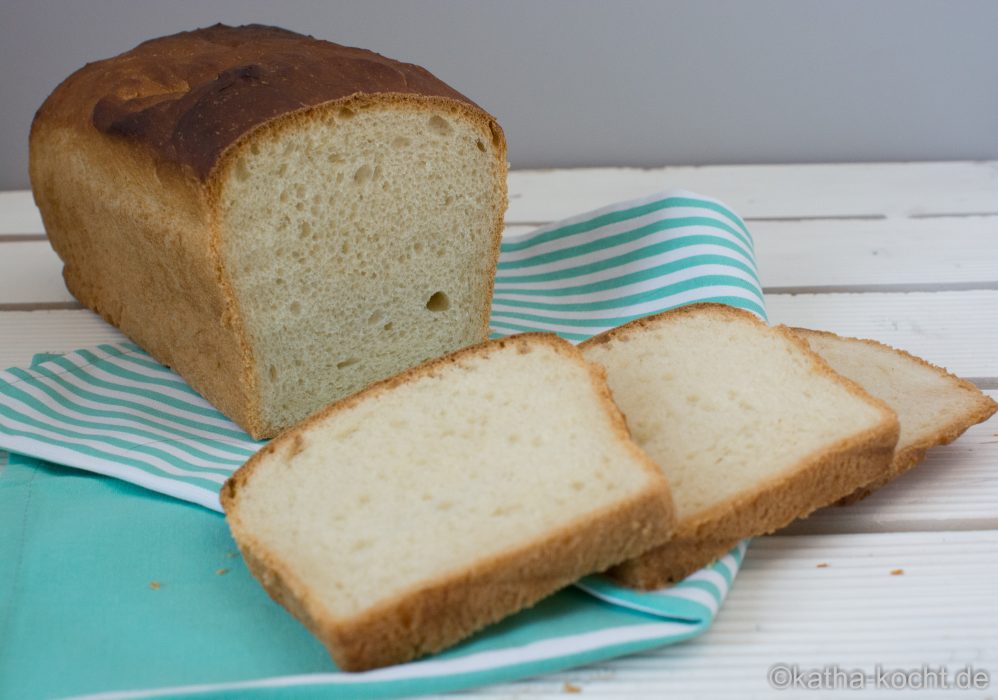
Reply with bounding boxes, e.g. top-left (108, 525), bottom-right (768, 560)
top-left (572, 581), bottom-right (707, 622)
top-left (0, 437), bottom-right (223, 511)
